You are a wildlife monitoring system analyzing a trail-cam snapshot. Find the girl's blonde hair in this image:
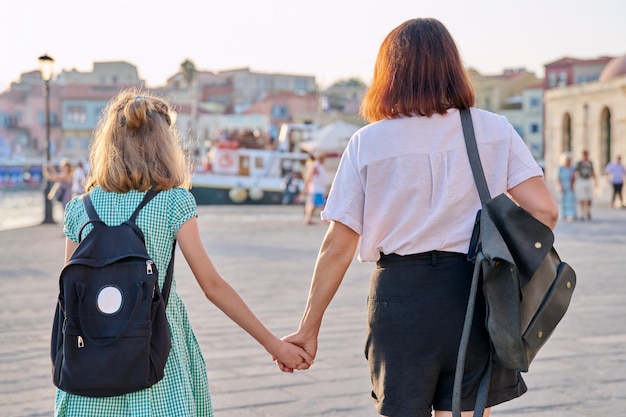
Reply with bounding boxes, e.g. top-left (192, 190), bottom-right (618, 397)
top-left (86, 88), bottom-right (191, 192)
